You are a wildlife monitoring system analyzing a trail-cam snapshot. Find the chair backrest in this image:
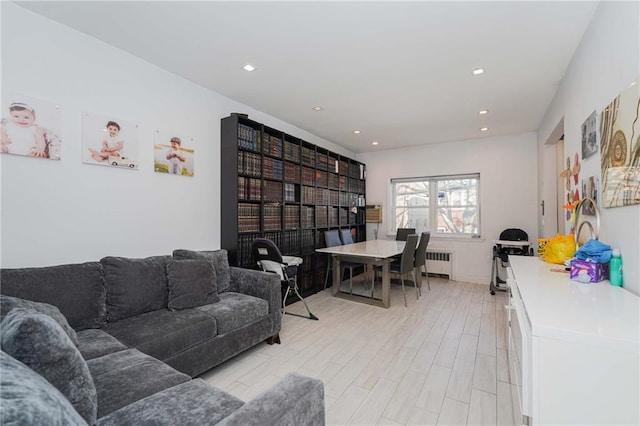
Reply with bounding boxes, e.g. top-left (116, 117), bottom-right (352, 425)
top-left (400, 234), bottom-right (419, 274)
top-left (339, 229), bottom-right (354, 245)
top-left (414, 232), bottom-right (430, 268)
top-left (251, 238), bottom-right (284, 264)
top-left (396, 228), bottom-right (416, 241)
top-left (499, 228), bottom-right (529, 242)
top-left (324, 230), bottom-right (342, 248)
